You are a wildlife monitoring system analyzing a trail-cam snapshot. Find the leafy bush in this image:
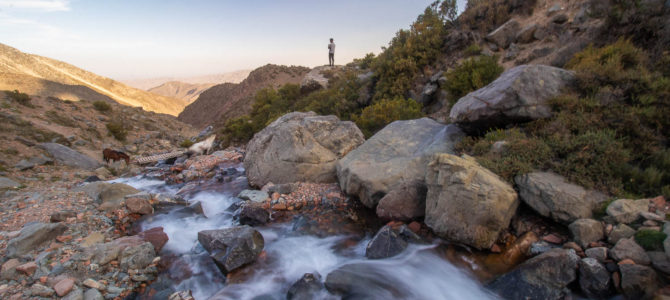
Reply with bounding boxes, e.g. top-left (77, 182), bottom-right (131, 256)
top-left (353, 97), bottom-right (423, 138)
top-left (179, 139), bottom-right (194, 148)
top-left (353, 53), bottom-right (376, 69)
top-left (635, 229), bottom-right (667, 251)
top-left (444, 55), bottom-right (503, 104)
top-left (93, 101), bottom-right (112, 112)
top-left (106, 122), bottom-right (128, 141)
top-left (464, 43), bottom-right (482, 57)
top-left (5, 90), bottom-right (33, 107)
top-left (221, 116), bottom-right (257, 146)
